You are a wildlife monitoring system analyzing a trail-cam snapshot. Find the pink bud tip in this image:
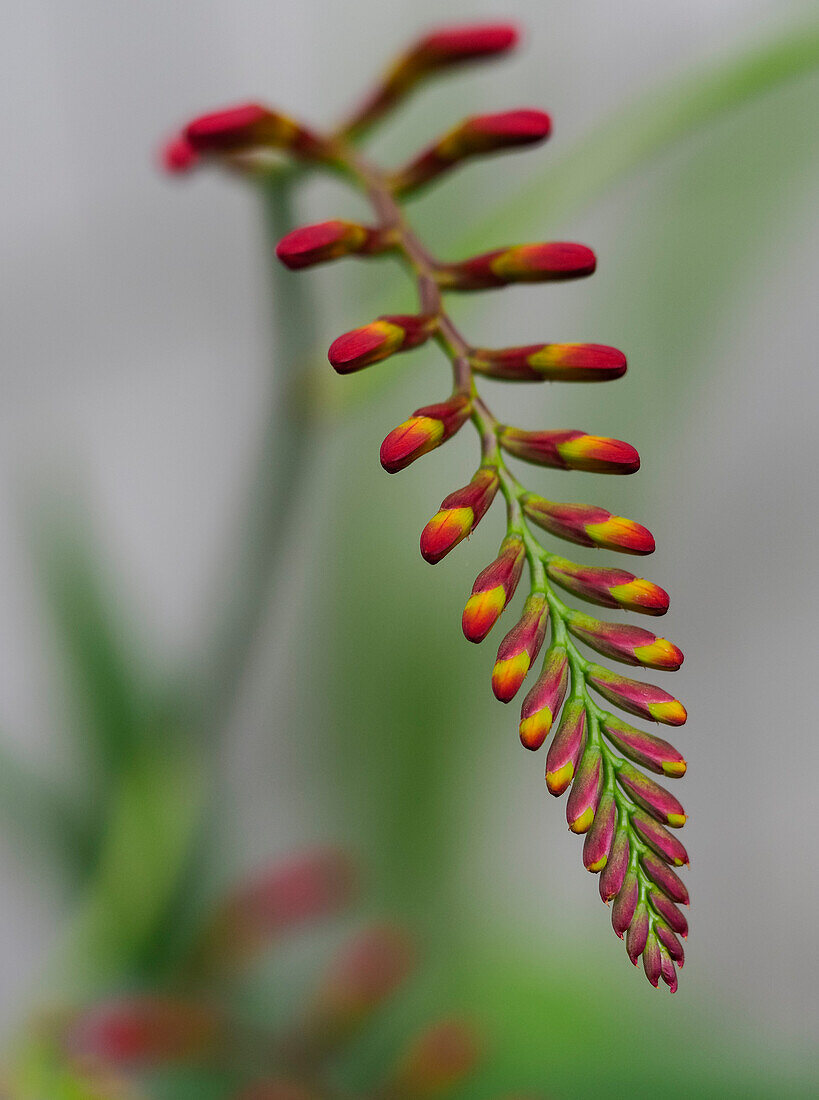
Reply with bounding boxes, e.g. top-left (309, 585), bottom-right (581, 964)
top-left (422, 23), bottom-right (519, 61)
top-left (162, 134), bottom-right (199, 173)
top-left (276, 220), bottom-right (369, 270)
top-left (468, 108), bottom-right (552, 144)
